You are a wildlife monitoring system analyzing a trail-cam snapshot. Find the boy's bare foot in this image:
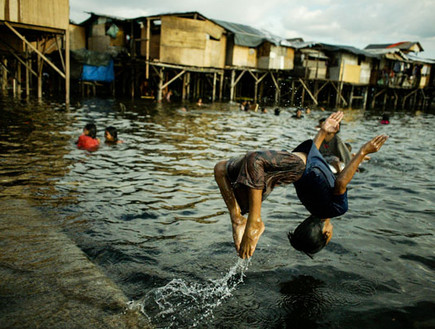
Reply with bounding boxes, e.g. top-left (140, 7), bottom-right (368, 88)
top-left (238, 218), bottom-right (265, 259)
top-left (231, 215), bottom-right (247, 252)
